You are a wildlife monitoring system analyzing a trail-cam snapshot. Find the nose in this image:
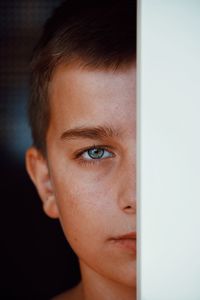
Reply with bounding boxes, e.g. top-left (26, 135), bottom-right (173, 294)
top-left (117, 160), bottom-right (136, 214)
